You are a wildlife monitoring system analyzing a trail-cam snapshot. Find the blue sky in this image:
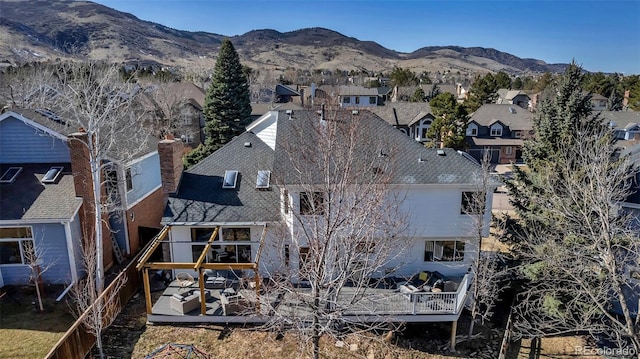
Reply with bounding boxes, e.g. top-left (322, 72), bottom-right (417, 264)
top-left (94, 0), bottom-right (640, 74)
